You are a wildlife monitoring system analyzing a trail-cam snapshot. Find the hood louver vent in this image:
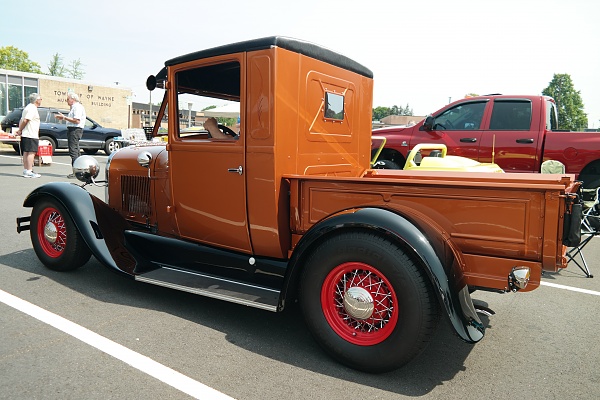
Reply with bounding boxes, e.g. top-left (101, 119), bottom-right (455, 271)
top-left (121, 175), bottom-right (152, 216)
